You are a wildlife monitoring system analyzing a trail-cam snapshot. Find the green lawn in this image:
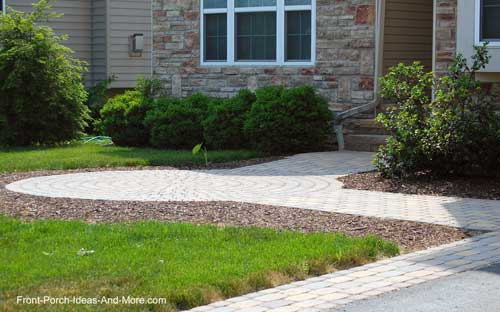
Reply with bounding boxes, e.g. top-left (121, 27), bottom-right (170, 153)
top-left (0, 216), bottom-right (399, 311)
top-left (0, 144), bottom-right (261, 173)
